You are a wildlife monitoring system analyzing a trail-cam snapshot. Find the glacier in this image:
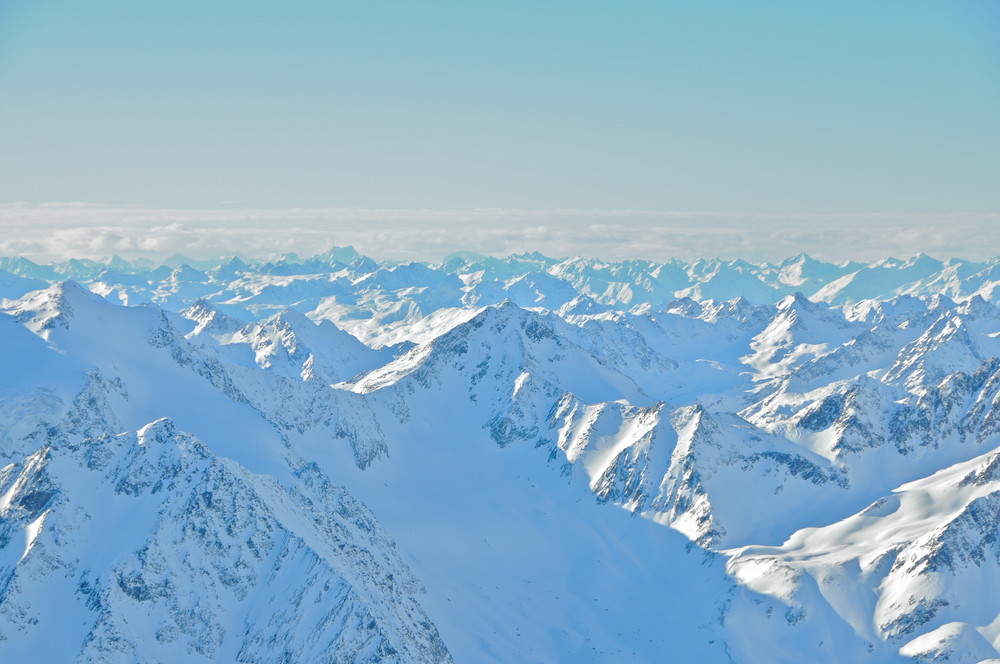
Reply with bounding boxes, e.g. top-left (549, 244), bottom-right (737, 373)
top-left (3, 250), bottom-right (1000, 662)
